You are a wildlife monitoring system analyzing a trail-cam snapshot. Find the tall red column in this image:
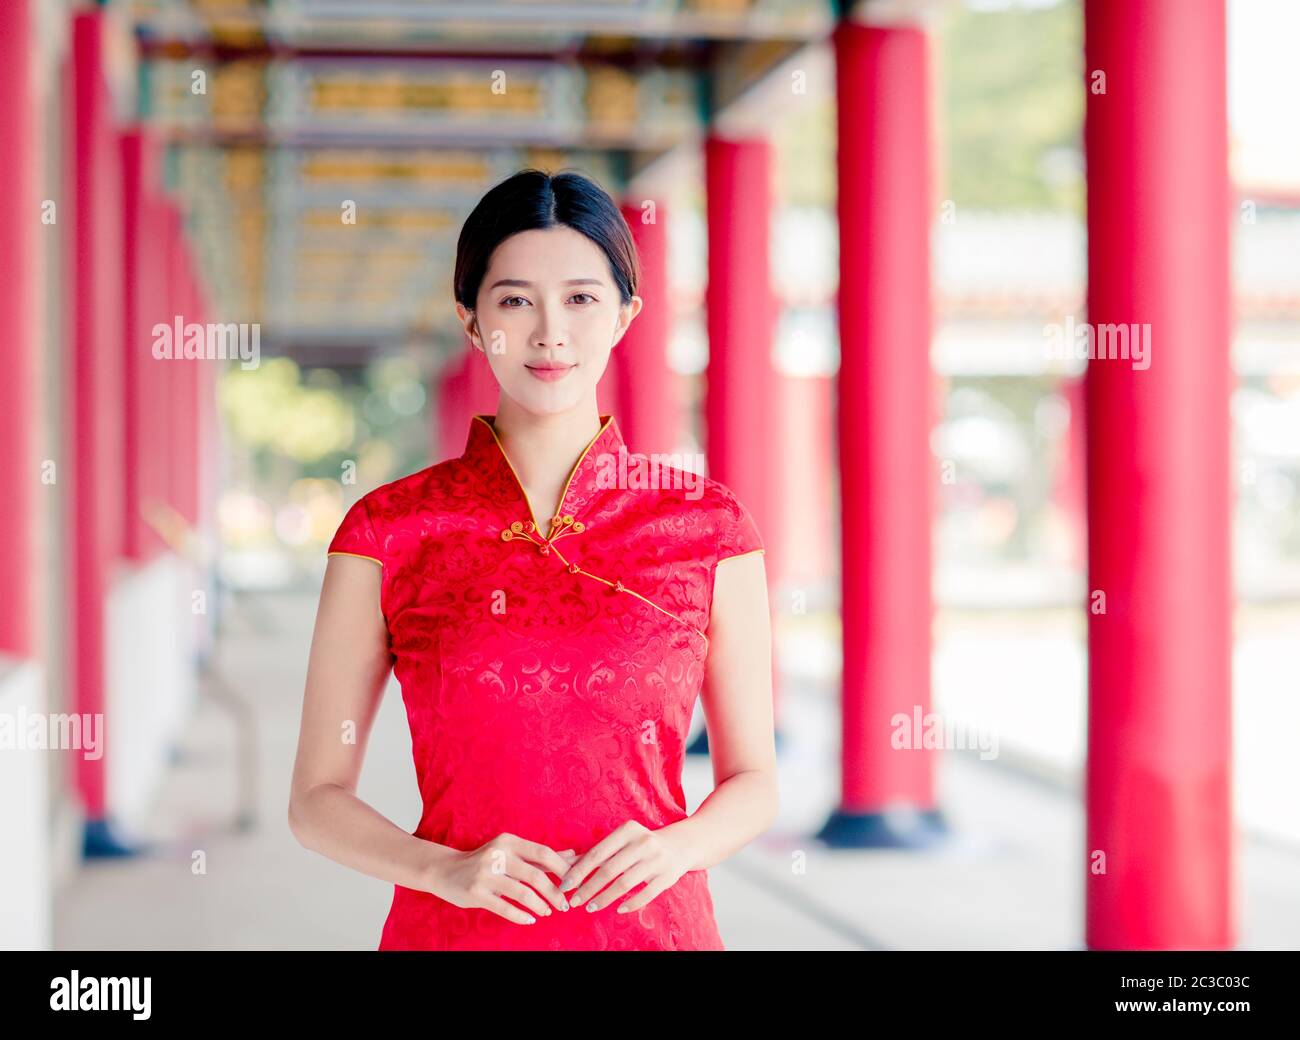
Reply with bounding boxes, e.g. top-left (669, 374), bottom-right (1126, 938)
top-left (157, 200), bottom-right (183, 525)
top-left (67, 10), bottom-right (125, 827)
top-left (0, 0), bottom-right (34, 657)
top-left (437, 350), bottom-right (471, 460)
top-left (437, 341), bottom-right (507, 460)
top-left (702, 135), bottom-right (782, 748)
top-left (596, 356), bottom-right (621, 423)
top-left (174, 225), bottom-right (201, 527)
top-left (616, 199), bottom-right (679, 457)
top-left (820, 17), bottom-right (942, 846)
top-left (1083, 0), bottom-right (1234, 950)
top-left (466, 342), bottom-right (501, 417)
top-left (1052, 375), bottom-right (1086, 573)
top-left (781, 373), bottom-right (834, 589)
top-left (121, 129), bottom-right (170, 560)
